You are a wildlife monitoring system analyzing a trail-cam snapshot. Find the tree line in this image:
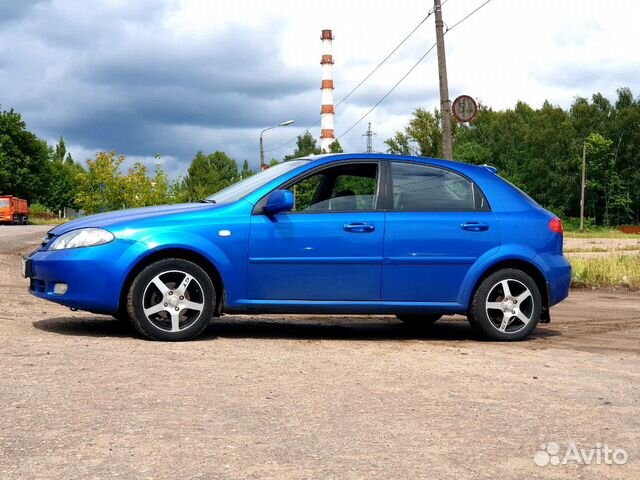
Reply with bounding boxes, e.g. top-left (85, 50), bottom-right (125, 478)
top-left (0, 107), bottom-right (260, 214)
top-left (0, 106), bottom-right (339, 215)
top-left (1, 87), bottom-right (638, 225)
top-left (386, 87), bottom-right (640, 226)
